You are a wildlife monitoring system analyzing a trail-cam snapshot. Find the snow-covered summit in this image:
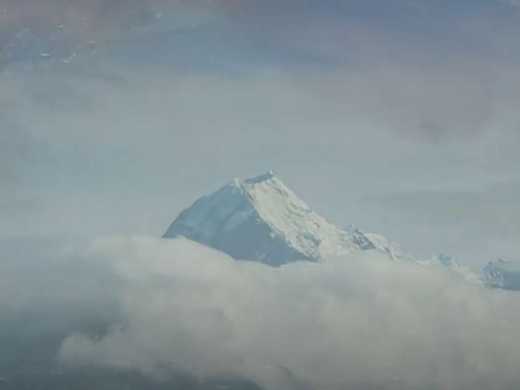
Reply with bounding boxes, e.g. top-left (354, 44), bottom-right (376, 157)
top-left (164, 172), bottom-right (392, 265)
